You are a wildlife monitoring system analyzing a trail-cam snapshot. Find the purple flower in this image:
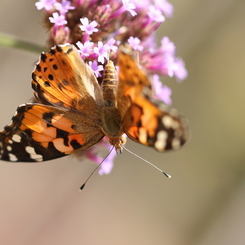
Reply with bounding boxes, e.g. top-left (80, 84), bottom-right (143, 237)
top-left (173, 58), bottom-right (188, 82)
top-left (122, 0), bottom-right (137, 17)
top-left (54, 0), bottom-right (75, 15)
top-left (160, 37), bottom-right (175, 54)
top-left (152, 74), bottom-right (172, 105)
top-left (128, 37), bottom-right (143, 51)
top-left (148, 5), bottom-right (165, 22)
top-left (106, 38), bottom-right (118, 53)
top-left (76, 40), bottom-right (94, 58)
top-left (93, 41), bottom-right (109, 64)
top-left (88, 60), bottom-right (104, 77)
top-left (98, 150), bottom-right (117, 175)
top-left (131, 0), bottom-right (151, 8)
top-left (35, 0), bottom-right (56, 11)
top-left (154, 0), bottom-right (174, 18)
top-left (79, 17), bottom-right (98, 35)
top-left (78, 138), bottom-right (117, 175)
top-left (49, 12), bottom-right (67, 26)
